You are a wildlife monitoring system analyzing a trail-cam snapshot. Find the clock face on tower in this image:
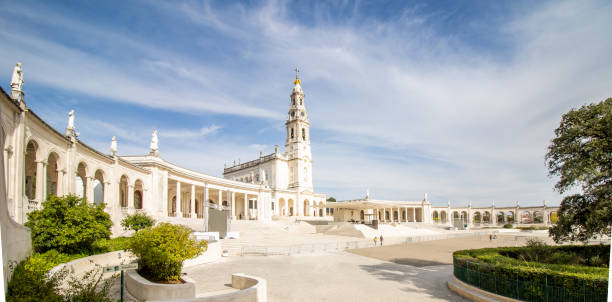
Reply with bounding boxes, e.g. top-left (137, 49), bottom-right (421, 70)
top-left (300, 111), bottom-right (305, 117)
